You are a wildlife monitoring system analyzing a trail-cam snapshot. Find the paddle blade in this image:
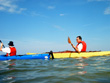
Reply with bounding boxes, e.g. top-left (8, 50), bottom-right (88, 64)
top-left (68, 37), bottom-right (71, 44)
